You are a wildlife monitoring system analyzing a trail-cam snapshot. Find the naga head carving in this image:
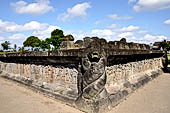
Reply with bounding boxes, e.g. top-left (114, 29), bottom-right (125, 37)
top-left (88, 51), bottom-right (100, 63)
top-left (82, 50), bottom-right (105, 72)
top-left (78, 50), bottom-right (108, 100)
